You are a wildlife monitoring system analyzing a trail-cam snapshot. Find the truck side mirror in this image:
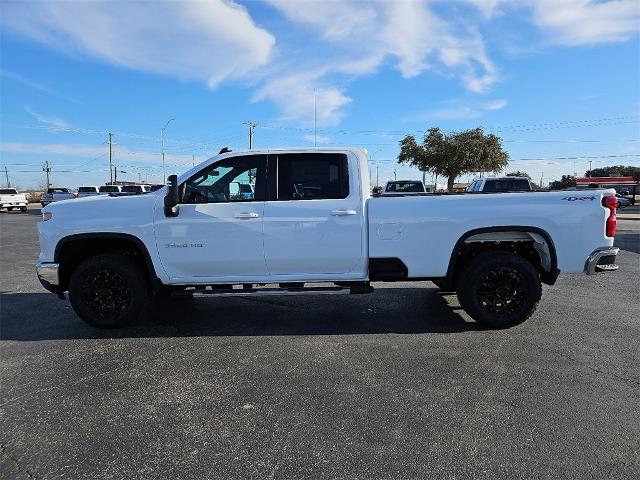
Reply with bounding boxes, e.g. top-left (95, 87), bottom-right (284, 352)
top-left (164, 174), bottom-right (180, 217)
